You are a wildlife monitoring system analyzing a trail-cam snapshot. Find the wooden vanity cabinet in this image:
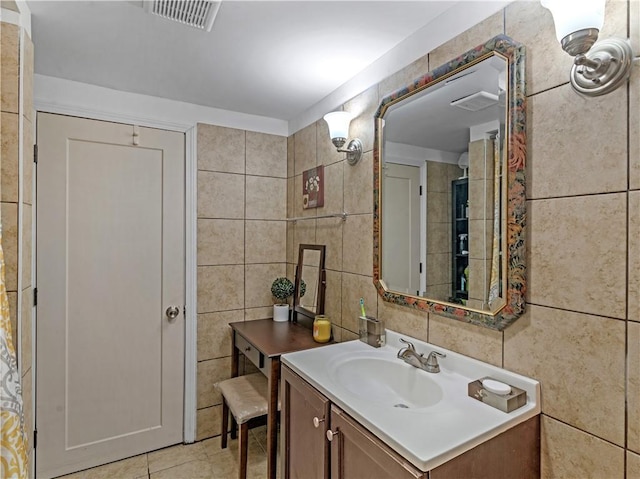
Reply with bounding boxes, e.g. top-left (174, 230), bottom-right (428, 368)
top-left (282, 365), bottom-right (331, 479)
top-left (282, 365), bottom-right (540, 479)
